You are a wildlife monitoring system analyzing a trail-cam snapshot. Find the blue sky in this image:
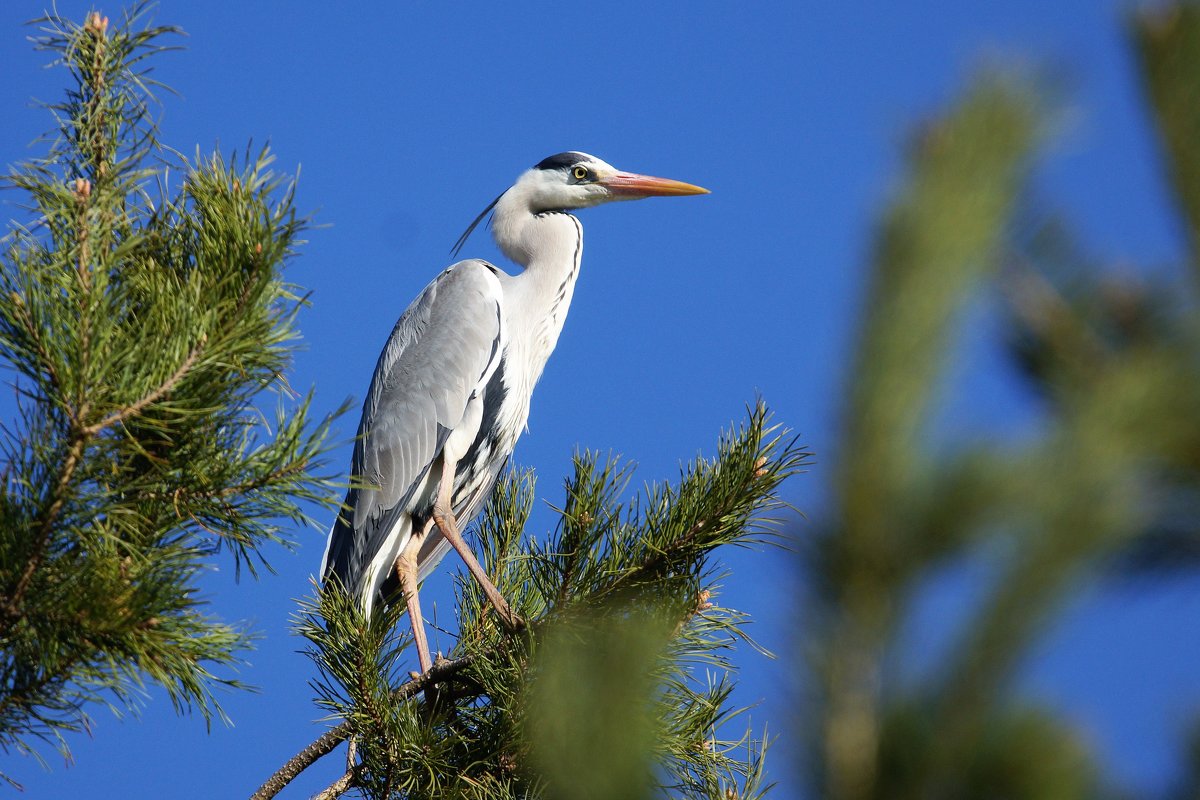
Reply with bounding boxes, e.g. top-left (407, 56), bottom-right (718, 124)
top-left (2, 1), bottom-right (1198, 797)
